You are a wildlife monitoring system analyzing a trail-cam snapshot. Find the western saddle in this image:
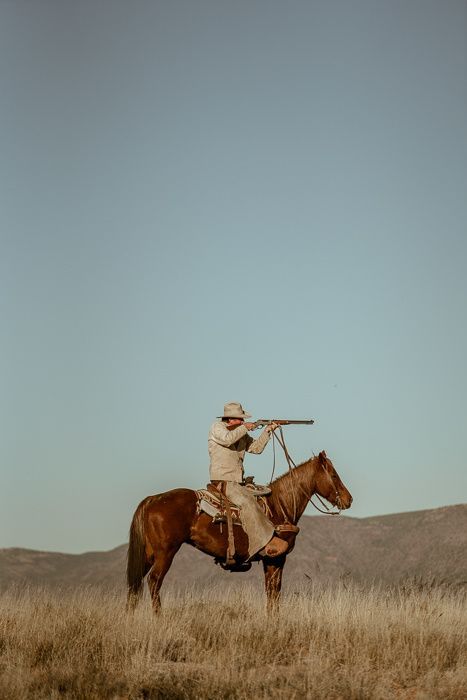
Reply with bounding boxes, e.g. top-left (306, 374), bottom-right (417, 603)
top-left (196, 479), bottom-right (299, 570)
